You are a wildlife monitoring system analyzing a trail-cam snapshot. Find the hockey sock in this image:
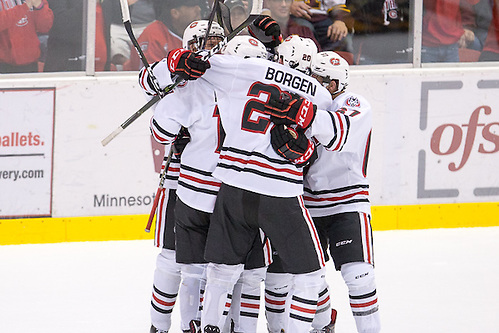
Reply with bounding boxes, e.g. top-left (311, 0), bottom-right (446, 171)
top-left (230, 267), bottom-right (266, 333)
top-left (341, 262), bottom-right (381, 333)
top-left (311, 281), bottom-right (332, 330)
top-left (201, 263), bottom-right (244, 330)
top-left (151, 249), bottom-right (182, 331)
top-left (179, 263), bottom-right (207, 331)
top-left (287, 268), bottom-right (325, 332)
top-left (264, 272), bottom-right (293, 333)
